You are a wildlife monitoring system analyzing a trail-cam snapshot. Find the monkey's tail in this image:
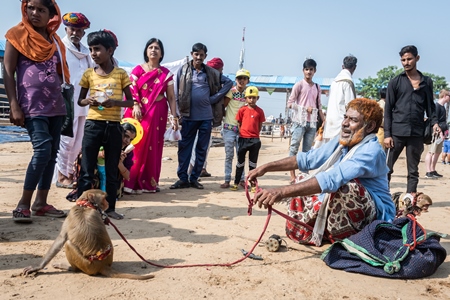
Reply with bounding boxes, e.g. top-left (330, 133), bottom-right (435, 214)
top-left (101, 266), bottom-right (155, 280)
